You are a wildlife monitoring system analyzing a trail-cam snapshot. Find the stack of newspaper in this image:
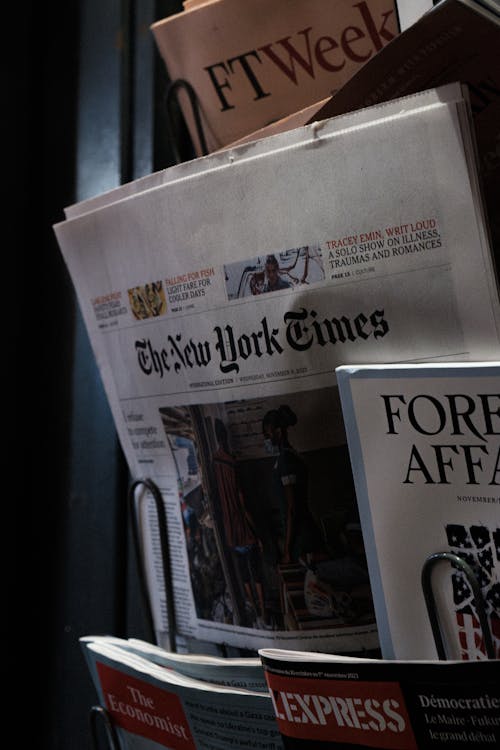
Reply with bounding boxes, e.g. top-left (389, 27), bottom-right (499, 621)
top-left (54, 76), bottom-right (500, 659)
top-left (57, 2), bottom-right (500, 747)
top-left (80, 636), bottom-right (500, 749)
